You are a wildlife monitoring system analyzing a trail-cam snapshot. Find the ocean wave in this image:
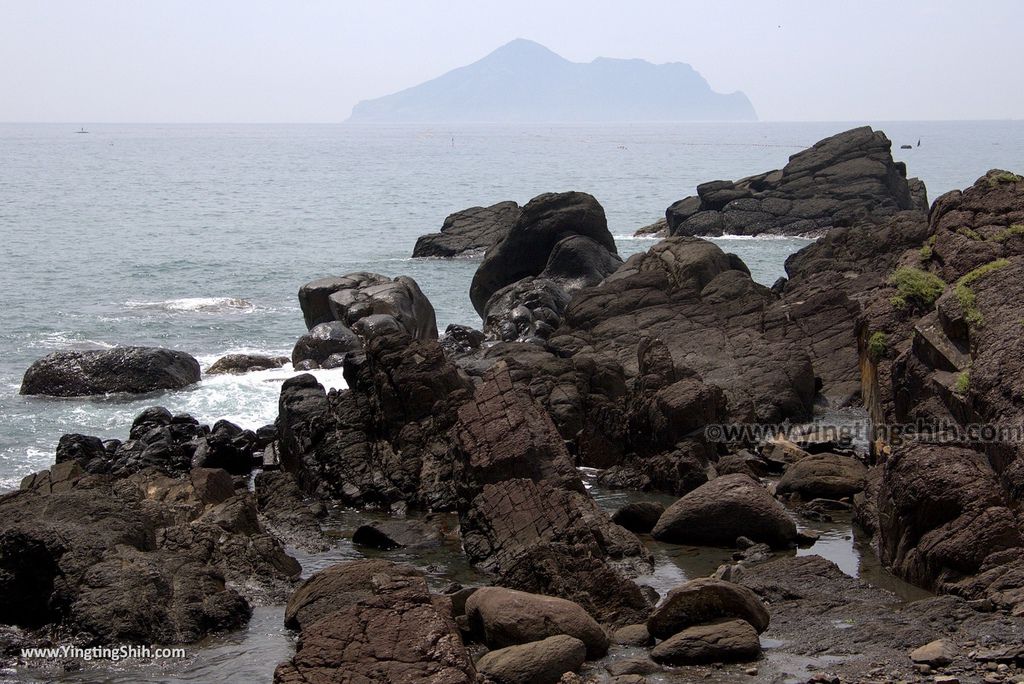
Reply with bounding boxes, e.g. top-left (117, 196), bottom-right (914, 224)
top-left (612, 234), bottom-right (662, 240)
top-left (124, 297), bottom-right (257, 313)
top-left (33, 332), bottom-right (116, 350)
